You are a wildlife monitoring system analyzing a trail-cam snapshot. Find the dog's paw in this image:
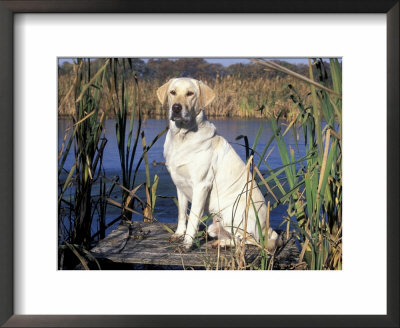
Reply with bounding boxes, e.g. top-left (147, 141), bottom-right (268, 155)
top-left (169, 233), bottom-right (184, 243)
top-left (210, 240), bottom-right (220, 248)
top-left (267, 236), bottom-right (283, 251)
top-left (182, 236), bottom-right (194, 250)
top-left (210, 238), bottom-right (236, 248)
top-left (267, 229), bottom-right (284, 251)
